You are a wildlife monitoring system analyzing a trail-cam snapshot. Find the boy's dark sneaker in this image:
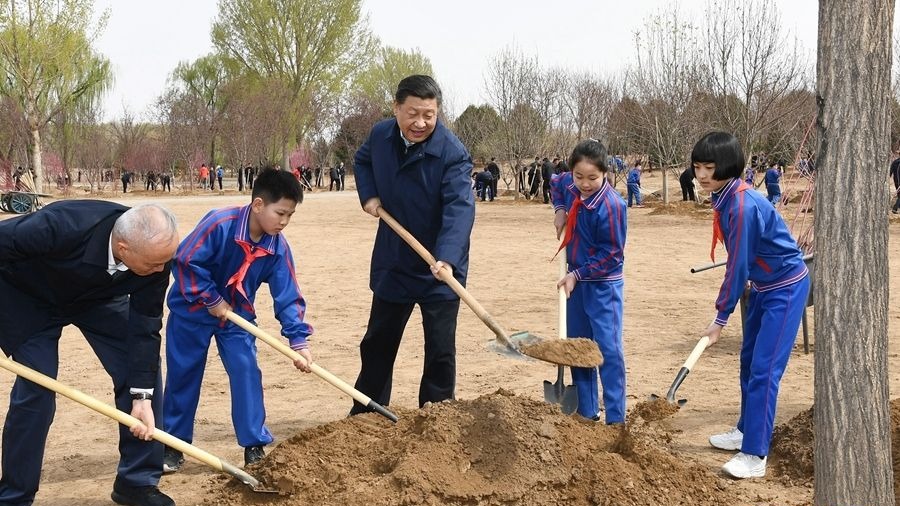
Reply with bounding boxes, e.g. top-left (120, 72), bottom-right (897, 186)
top-left (244, 445), bottom-right (265, 466)
top-left (111, 479), bottom-right (175, 506)
top-left (162, 448), bottom-right (184, 474)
